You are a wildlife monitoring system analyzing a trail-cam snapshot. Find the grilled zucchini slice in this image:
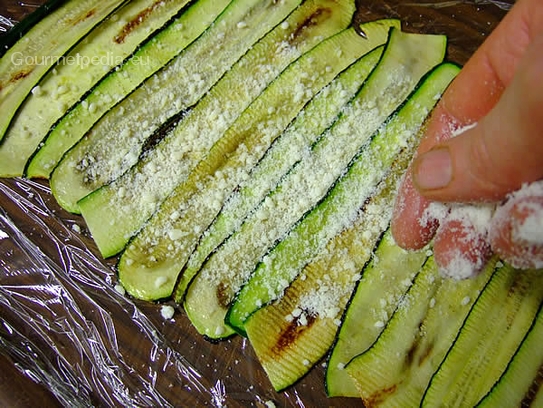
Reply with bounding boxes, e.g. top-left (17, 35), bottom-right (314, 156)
top-left (173, 22), bottom-right (395, 303)
top-left (0, 0), bottom-right (126, 146)
top-left (26, 0), bottom-right (228, 179)
top-left (51, 0), bottom-right (303, 213)
top-left (421, 264), bottom-right (543, 407)
top-left (345, 257), bottom-right (497, 407)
